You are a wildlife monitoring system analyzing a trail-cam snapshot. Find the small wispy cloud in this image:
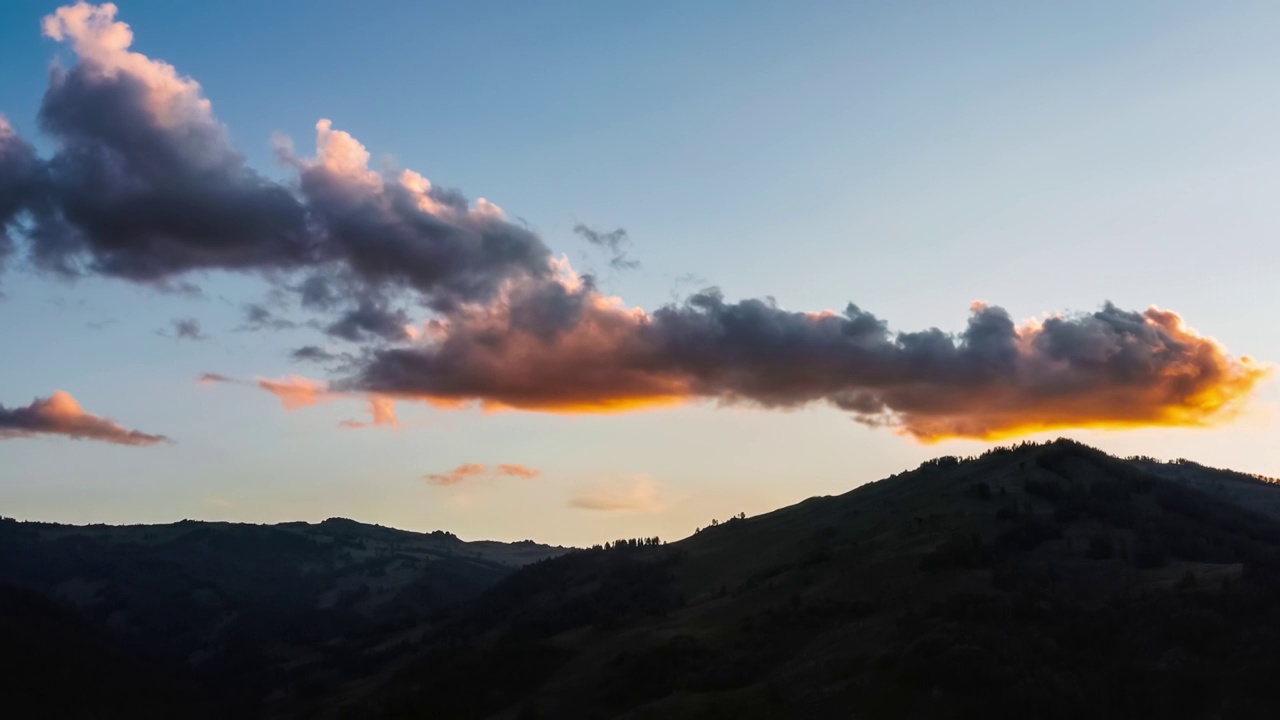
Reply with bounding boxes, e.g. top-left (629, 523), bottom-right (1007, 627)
top-left (291, 345), bottom-right (337, 362)
top-left (160, 317), bottom-right (207, 341)
top-left (338, 395), bottom-right (398, 429)
top-left (424, 463), bottom-right (542, 486)
top-left (238, 303), bottom-right (297, 331)
top-left (573, 223), bottom-right (639, 270)
top-left (570, 474), bottom-right (663, 512)
top-left (197, 372), bottom-right (233, 385)
top-left (256, 375), bottom-right (332, 410)
top-left (496, 463), bottom-right (540, 479)
top-left (197, 372), bottom-right (399, 429)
